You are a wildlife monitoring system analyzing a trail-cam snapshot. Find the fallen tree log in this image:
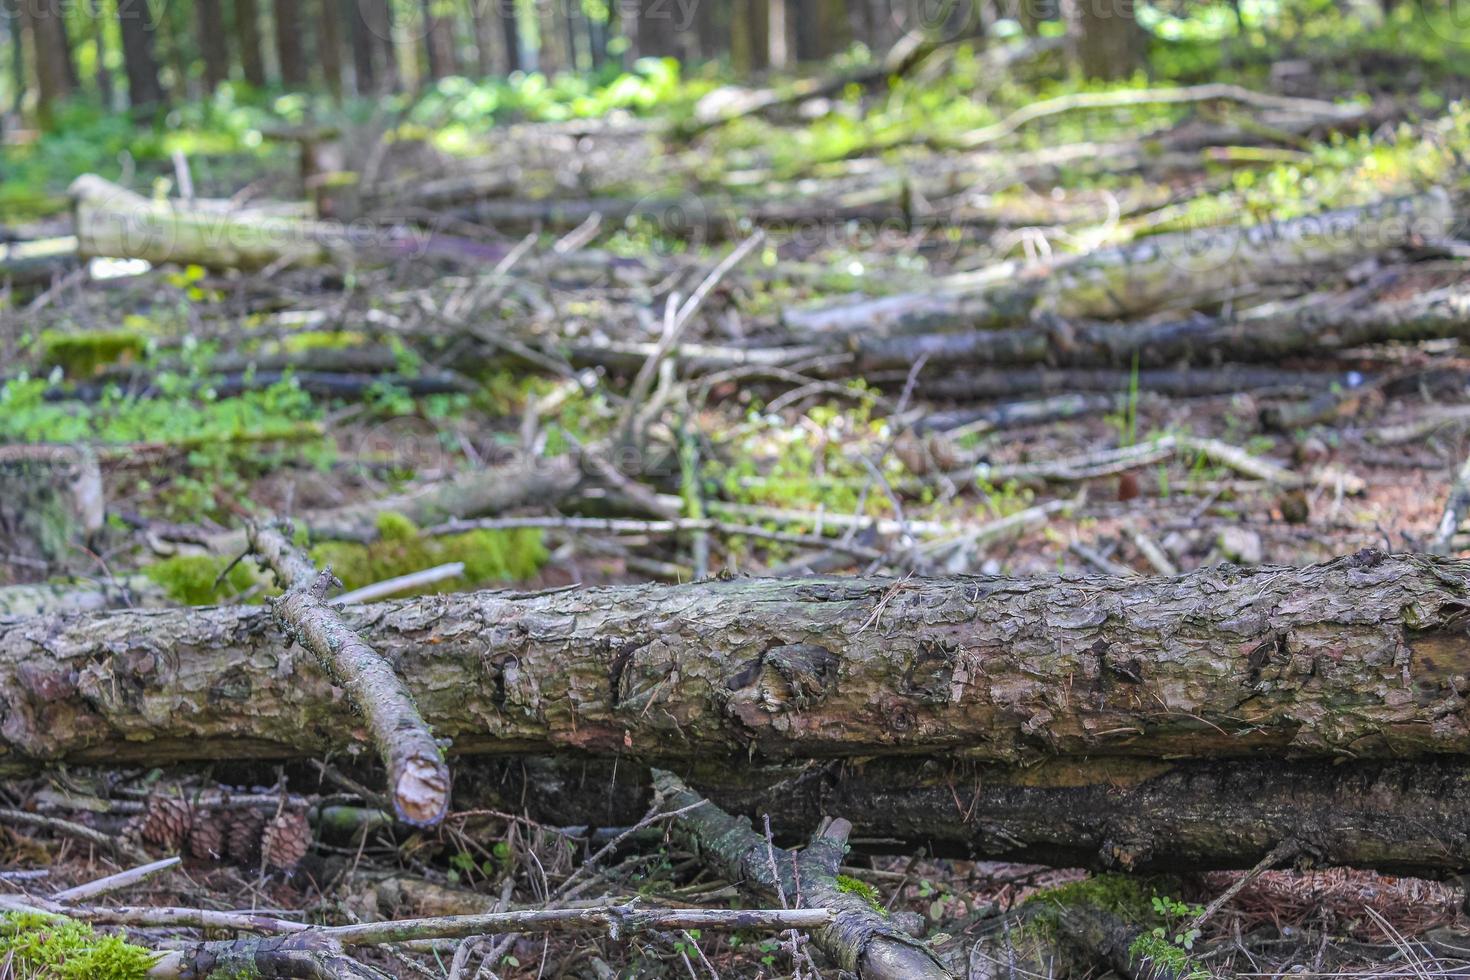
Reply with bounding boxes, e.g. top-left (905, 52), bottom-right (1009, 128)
top-left (851, 280), bottom-right (1470, 372)
top-left (2, 551), bottom-right (1468, 774)
top-left (783, 191), bottom-right (1452, 337)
